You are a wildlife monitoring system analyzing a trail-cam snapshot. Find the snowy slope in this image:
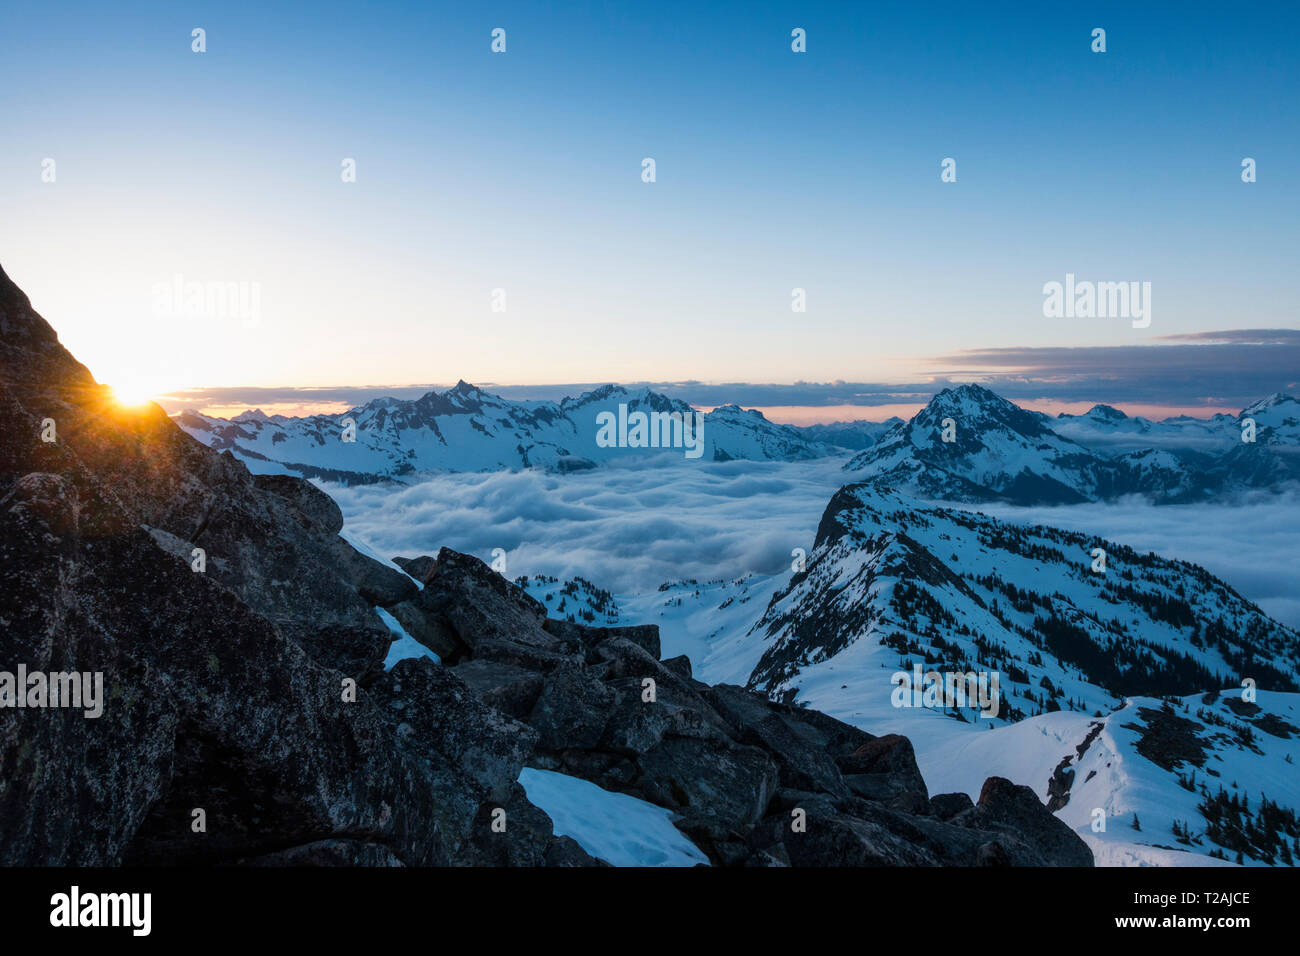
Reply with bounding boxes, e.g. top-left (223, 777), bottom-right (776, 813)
top-left (912, 691), bottom-right (1300, 866)
top-left (1054, 690), bottom-right (1300, 866)
top-left (1239, 393), bottom-right (1300, 443)
top-left (517, 571), bottom-right (785, 686)
top-left (620, 575), bottom-right (786, 684)
top-left (515, 574), bottom-right (621, 627)
top-left (541, 475), bottom-right (1300, 864)
top-left (746, 482), bottom-right (1299, 716)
